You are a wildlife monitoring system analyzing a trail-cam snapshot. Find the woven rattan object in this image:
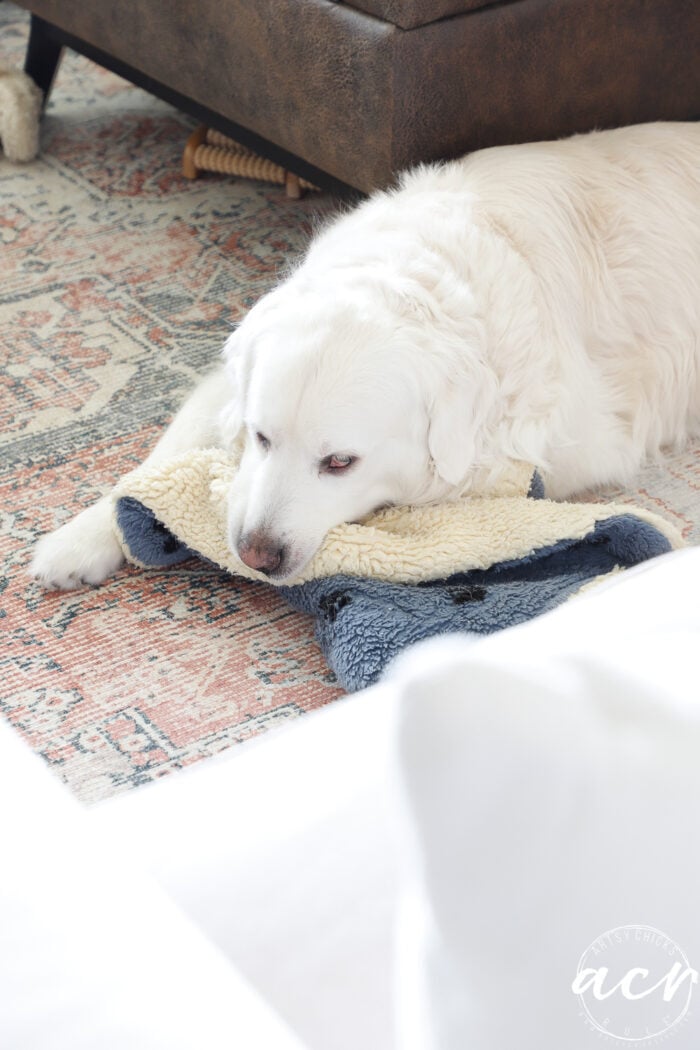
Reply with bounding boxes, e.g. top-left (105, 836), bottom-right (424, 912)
top-left (183, 126), bottom-right (318, 199)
